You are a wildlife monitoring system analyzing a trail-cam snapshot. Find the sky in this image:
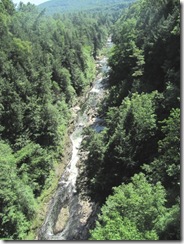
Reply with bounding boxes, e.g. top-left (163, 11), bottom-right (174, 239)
top-left (12, 0), bottom-right (48, 5)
